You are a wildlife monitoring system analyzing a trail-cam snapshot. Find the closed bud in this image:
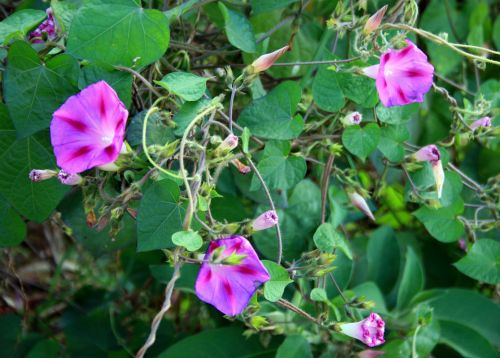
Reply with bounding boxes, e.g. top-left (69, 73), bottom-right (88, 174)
top-left (432, 160), bottom-right (445, 199)
top-left (251, 210), bottom-right (279, 231)
top-left (348, 192), bottom-right (375, 221)
top-left (470, 116), bottom-right (492, 131)
top-left (216, 134), bottom-right (238, 154)
top-left (57, 170), bottom-right (83, 186)
top-left (249, 45), bottom-right (289, 73)
top-left (363, 5), bottom-right (388, 35)
top-left (29, 169), bottom-right (57, 182)
top-left (341, 111), bottom-right (363, 126)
